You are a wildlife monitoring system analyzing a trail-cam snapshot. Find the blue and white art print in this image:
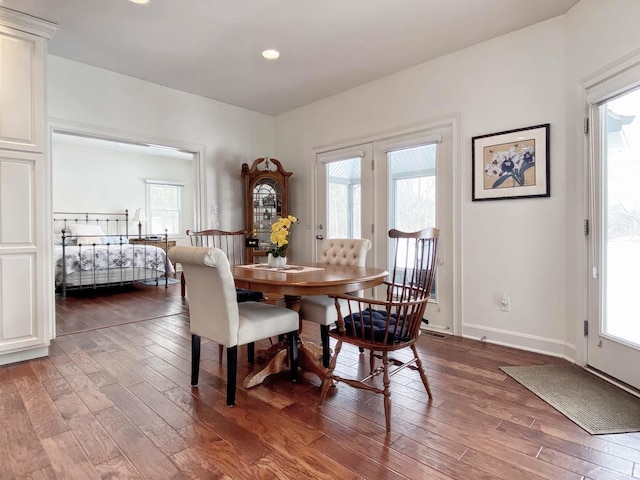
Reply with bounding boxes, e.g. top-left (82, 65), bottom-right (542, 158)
top-left (472, 124), bottom-right (550, 201)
